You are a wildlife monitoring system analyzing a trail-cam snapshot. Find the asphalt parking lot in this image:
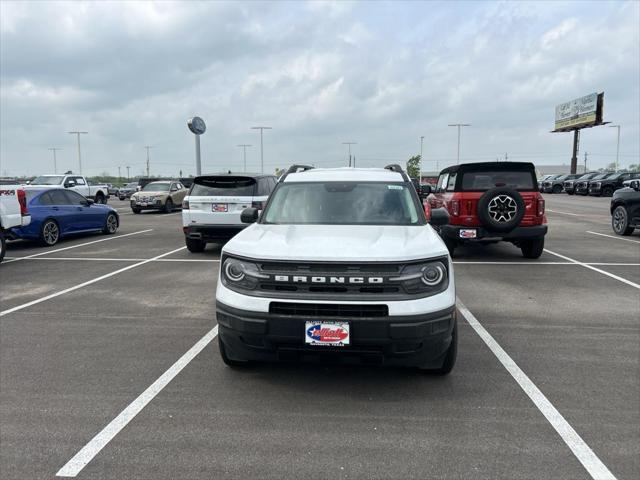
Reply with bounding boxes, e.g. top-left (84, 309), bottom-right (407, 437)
top-left (1, 194), bottom-right (638, 480)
